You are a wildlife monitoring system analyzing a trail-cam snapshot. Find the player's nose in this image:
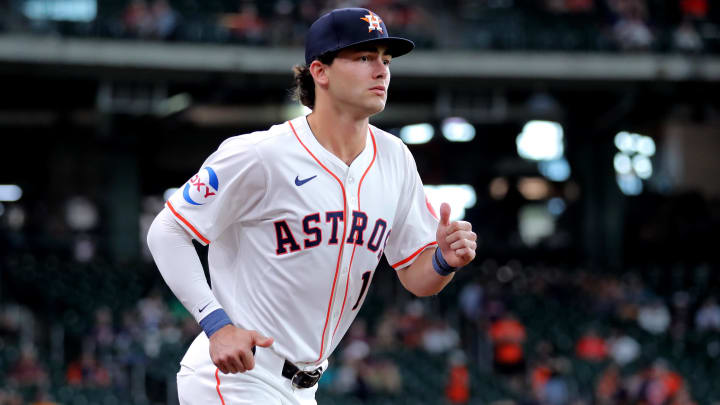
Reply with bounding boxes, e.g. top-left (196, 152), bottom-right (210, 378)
top-left (372, 60), bottom-right (388, 80)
